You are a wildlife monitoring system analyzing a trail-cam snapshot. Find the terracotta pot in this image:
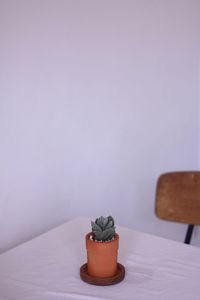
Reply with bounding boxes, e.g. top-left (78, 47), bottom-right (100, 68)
top-left (86, 232), bottom-right (119, 278)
